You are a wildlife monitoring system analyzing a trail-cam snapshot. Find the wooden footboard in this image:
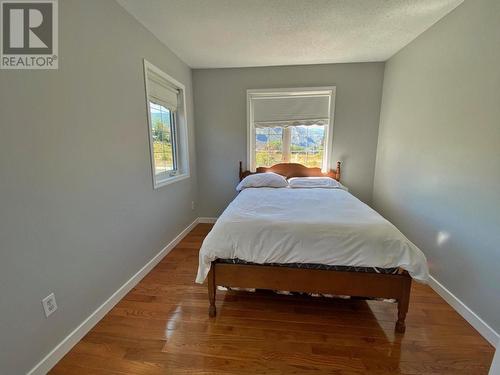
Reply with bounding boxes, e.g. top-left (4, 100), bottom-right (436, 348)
top-left (207, 262), bottom-right (412, 333)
